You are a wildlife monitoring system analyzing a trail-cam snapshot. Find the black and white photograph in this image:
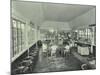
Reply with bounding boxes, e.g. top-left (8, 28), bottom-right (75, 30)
top-left (11, 0), bottom-right (96, 75)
